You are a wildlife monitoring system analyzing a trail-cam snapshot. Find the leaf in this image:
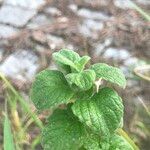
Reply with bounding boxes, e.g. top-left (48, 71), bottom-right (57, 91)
top-left (53, 49), bottom-right (91, 72)
top-left (74, 87), bottom-right (94, 100)
top-left (91, 63), bottom-right (126, 88)
top-left (72, 87), bottom-right (123, 138)
top-left (83, 133), bottom-right (102, 150)
top-left (66, 69), bottom-right (96, 91)
top-left (31, 70), bottom-right (74, 110)
top-left (83, 133), bottom-right (133, 150)
top-left (42, 108), bottom-right (85, 150)
top-left (109, 134), bottom-right (134, 150)
top-left (52, 49), bottom-right (80, 72)
top-left (56, 61), bottom-right (71, 74)
top-left (75, 56), bottom-right (91, 71)
top-left (4, 114), bottom-right (15, 150)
